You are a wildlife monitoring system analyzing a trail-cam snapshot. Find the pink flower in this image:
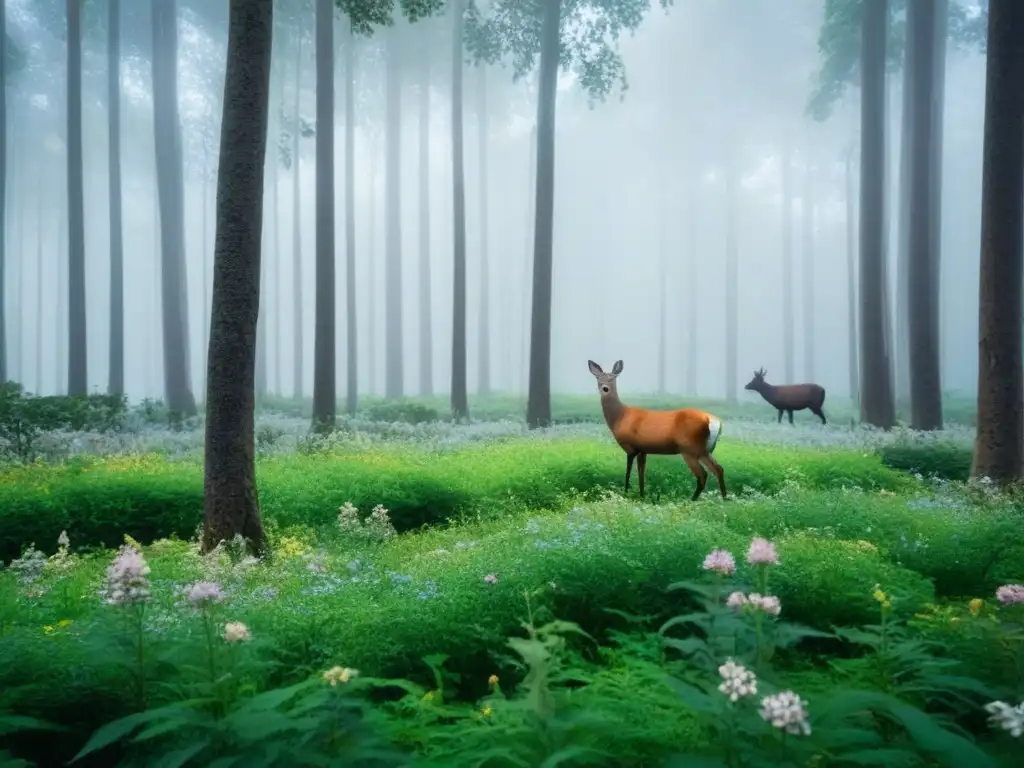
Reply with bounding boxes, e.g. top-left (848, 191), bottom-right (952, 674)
top-left (996, 584), bottom-right (1024, 606)
top-left (101, 545), bottom-right (151, 606)
top-left (186, 581), bottom-right (225, 605)
top-left (746, 537), bottom-right (780, 566)
top-left (748, 593), bottom-right (782, 616)
top-left (483, 574), bottom-right (498, 584)
top-left (702, 549), bottom-right (736, 576)
top-left (726, 591), bottom-right (748, 610)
